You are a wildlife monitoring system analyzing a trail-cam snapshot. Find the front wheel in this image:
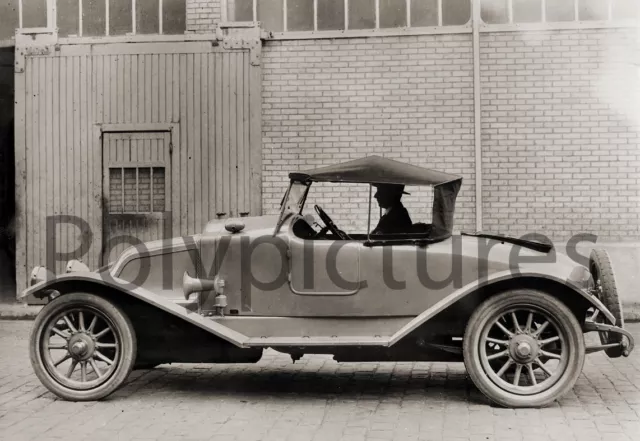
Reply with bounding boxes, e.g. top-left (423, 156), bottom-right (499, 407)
top-left (30, 293), bottom-right (137, 401)
top-left (463, 290), bottom-right (585, 408)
